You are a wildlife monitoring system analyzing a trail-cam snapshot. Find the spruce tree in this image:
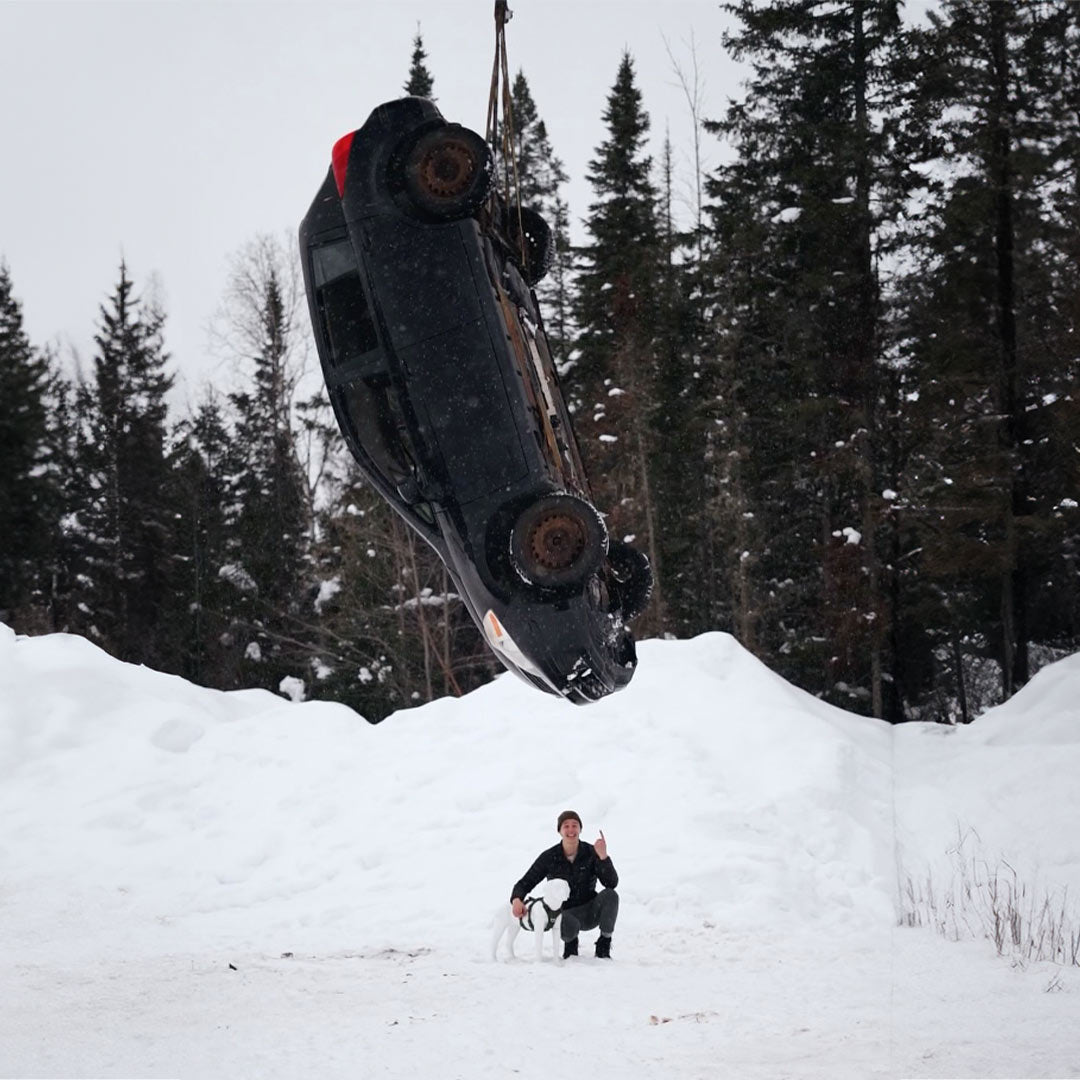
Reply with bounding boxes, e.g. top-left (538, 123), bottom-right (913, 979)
top-left (899, 0), bottom-right (1080, 710)
top-left (219, 242), bottom-right (310, 694)
top-left (704, 0), bottom-right (915, 716)
top-left (1032, 3), bottom-right (1080, 665)
top-left (650, 132), bottom-right (710, 638)
top-left (0, 263), bottom-right (59, 629)
top-left (67, 263), bottom-right (176, 665)
top-left (166, 394), bottom-right (245, 687)
top-left (571, 51), bottom-right (663, 624)
top-left (404, 26), bottom-right (435, 99)
top-left (510, 70), bottom-right (567, 211)
top-left (509, 71), bottom-right (574, 367)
